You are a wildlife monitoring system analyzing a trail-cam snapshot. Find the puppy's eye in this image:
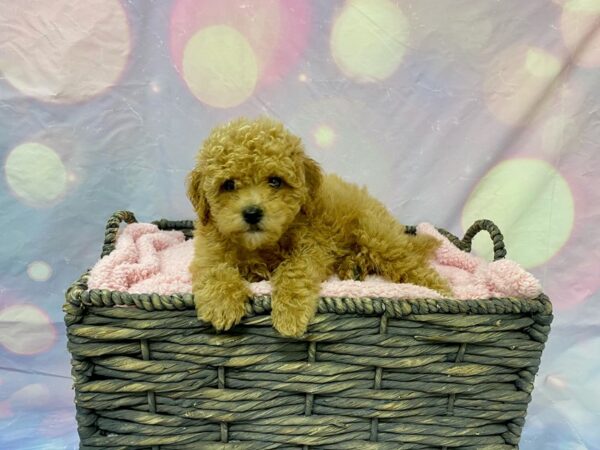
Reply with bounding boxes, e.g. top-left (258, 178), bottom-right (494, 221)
top-left (221, 179), bottom-right (236, 191)
top-left (268, 176), bottom-right (283, 188)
